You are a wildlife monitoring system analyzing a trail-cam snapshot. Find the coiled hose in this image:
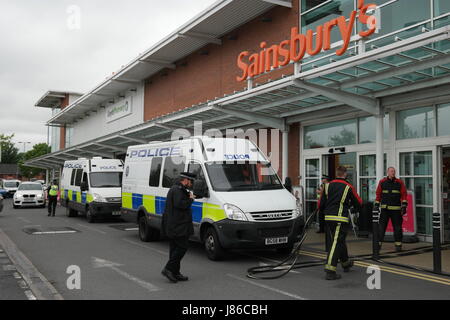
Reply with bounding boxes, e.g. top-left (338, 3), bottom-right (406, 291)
top-left (247, 209), bottom-right (321, 280)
